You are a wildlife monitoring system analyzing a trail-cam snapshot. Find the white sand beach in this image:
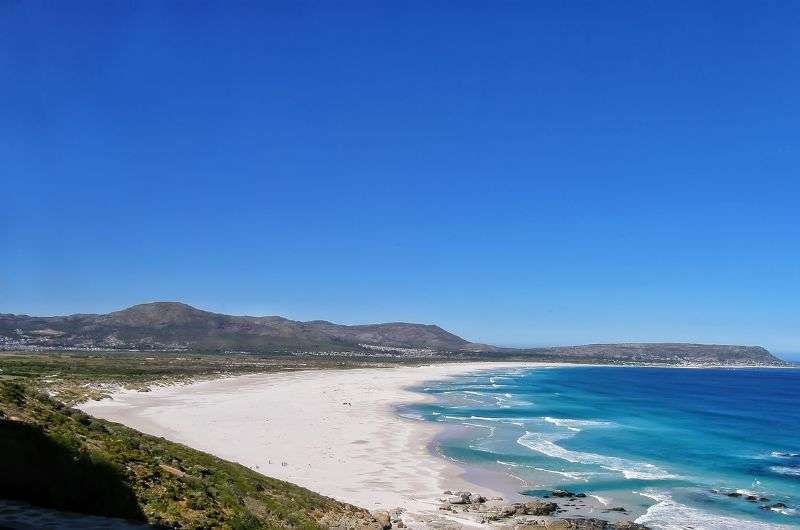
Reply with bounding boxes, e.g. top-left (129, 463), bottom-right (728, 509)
top-left (78, 362), bottom-right (543, 522)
